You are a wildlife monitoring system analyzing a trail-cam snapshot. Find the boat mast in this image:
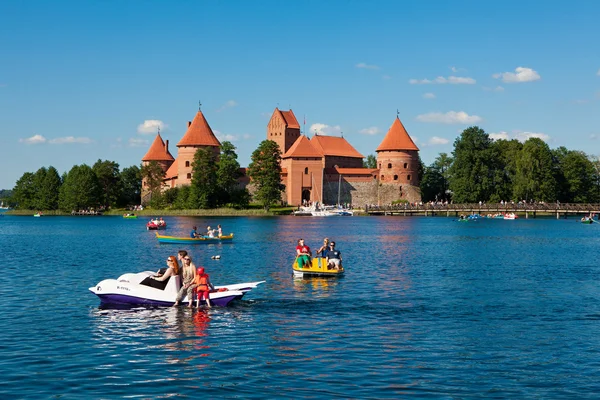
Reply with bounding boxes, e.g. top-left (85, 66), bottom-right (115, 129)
top-left (337, 173), bottom-right (341, 206)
